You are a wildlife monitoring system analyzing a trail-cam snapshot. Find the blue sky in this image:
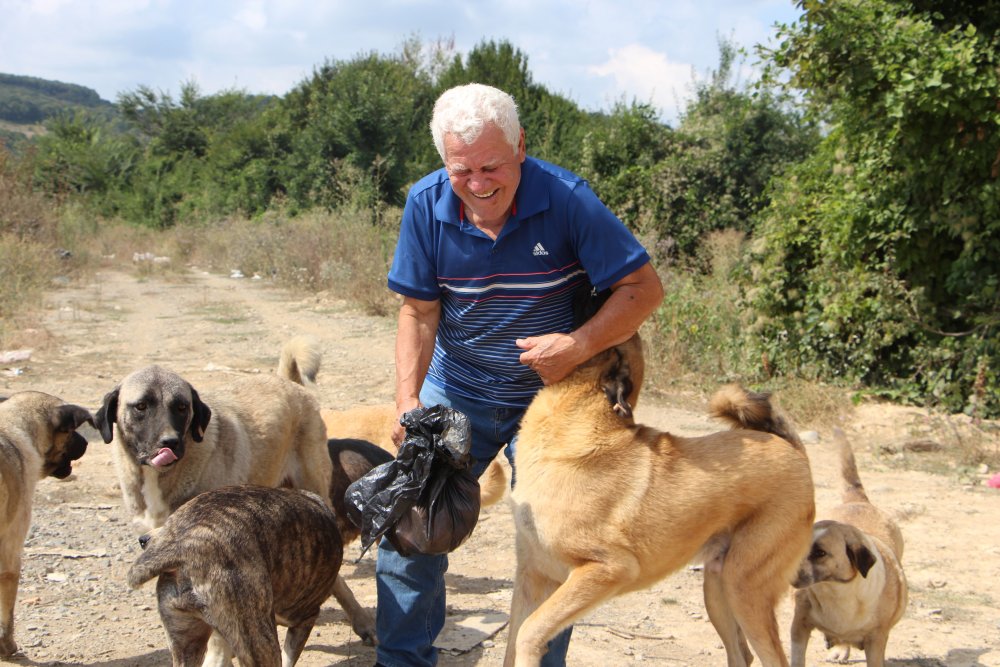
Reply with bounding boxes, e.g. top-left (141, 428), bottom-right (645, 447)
top-left (1, 0), bottom-right (802, 123)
